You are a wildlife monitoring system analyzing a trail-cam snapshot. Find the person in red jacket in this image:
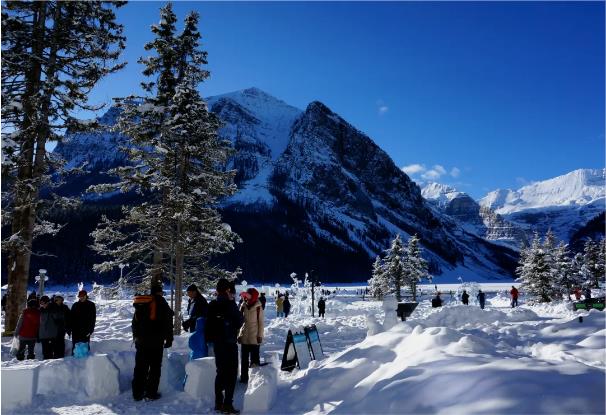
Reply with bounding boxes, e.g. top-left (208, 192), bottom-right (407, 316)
top-left (510, 286), bottom-right (519, 308)
top-left (14, 299), bottom-right (41, 360)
